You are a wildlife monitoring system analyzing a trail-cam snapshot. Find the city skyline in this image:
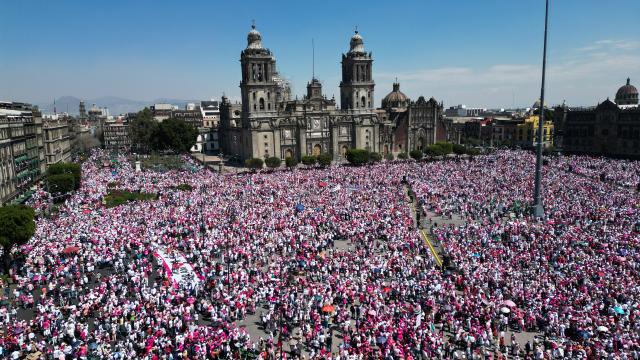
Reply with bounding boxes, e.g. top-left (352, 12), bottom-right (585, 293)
top-left (1, 0), bottom-right (639, 109)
